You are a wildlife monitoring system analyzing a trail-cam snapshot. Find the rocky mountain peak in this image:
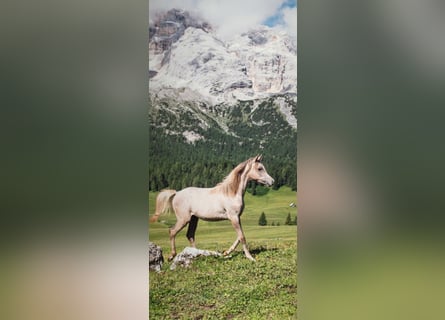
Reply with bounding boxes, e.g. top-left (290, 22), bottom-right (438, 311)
top-left (149, 9), bottom-right (212, 54)
top-left (149, 10), bottom-right (297, 105)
